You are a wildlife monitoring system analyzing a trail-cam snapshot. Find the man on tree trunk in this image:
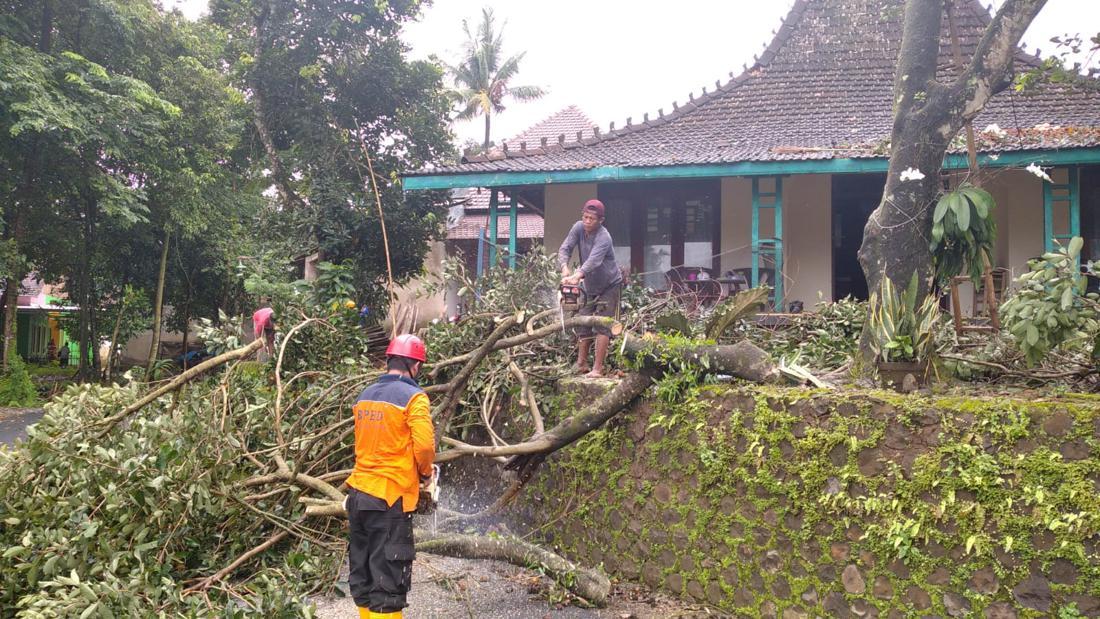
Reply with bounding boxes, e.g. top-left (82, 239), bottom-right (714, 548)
top-left (857, 0), bottom-right (1046, 355)
top-left (559, 199), bottom-right (622, 379)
